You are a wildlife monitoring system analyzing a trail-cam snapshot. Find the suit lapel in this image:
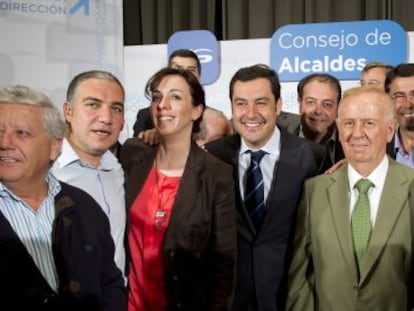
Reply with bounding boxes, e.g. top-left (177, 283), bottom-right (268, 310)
top-left (223, 135), bottom-right (257, 234)
top-left (125, 146), bottom-right (155, 210)
top-left (259, 131), bottom-right (301, 233)
top-left (328, 165), bottom-right (358, 279)
top-left (361, 159), bottom-right (408, 283)
top-left (166, 144), bottom-right (207, 238)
